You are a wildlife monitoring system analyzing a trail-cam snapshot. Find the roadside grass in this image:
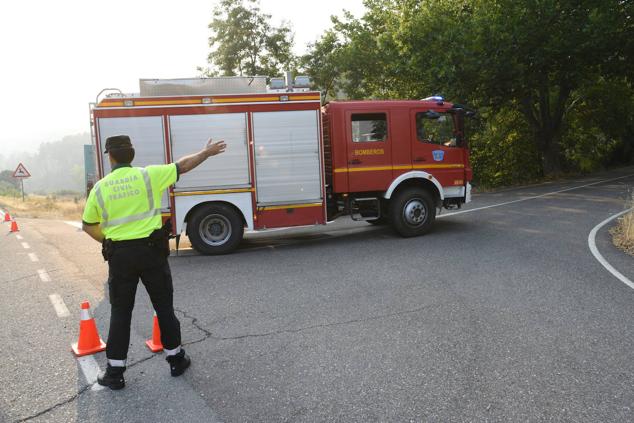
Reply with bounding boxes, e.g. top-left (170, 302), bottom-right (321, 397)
top-left (610, 193), bottom-right (634, 256)
top-left (0, 194), bottom-right (85, 220)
